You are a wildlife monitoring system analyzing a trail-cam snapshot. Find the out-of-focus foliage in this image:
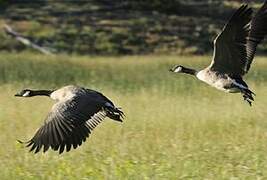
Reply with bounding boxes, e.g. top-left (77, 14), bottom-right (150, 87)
top-left (0, 0), bottom-right (266, 55)
top-left (121, 0), bottom-right (182, 13)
